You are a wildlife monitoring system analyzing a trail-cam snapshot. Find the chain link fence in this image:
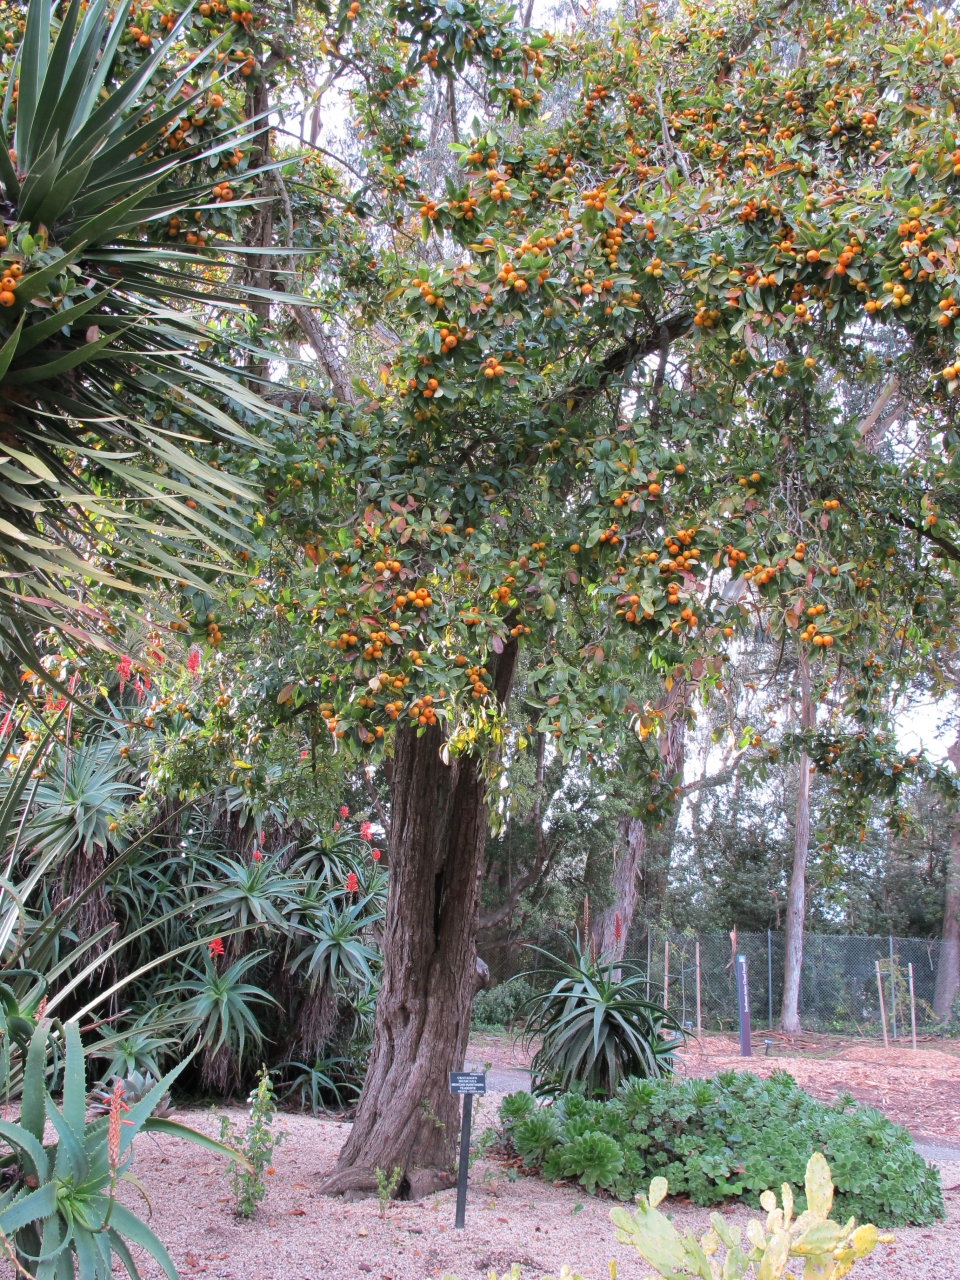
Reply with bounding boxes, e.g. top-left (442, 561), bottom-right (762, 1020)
top-left (478, 928), bottom-right (947, 1038)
